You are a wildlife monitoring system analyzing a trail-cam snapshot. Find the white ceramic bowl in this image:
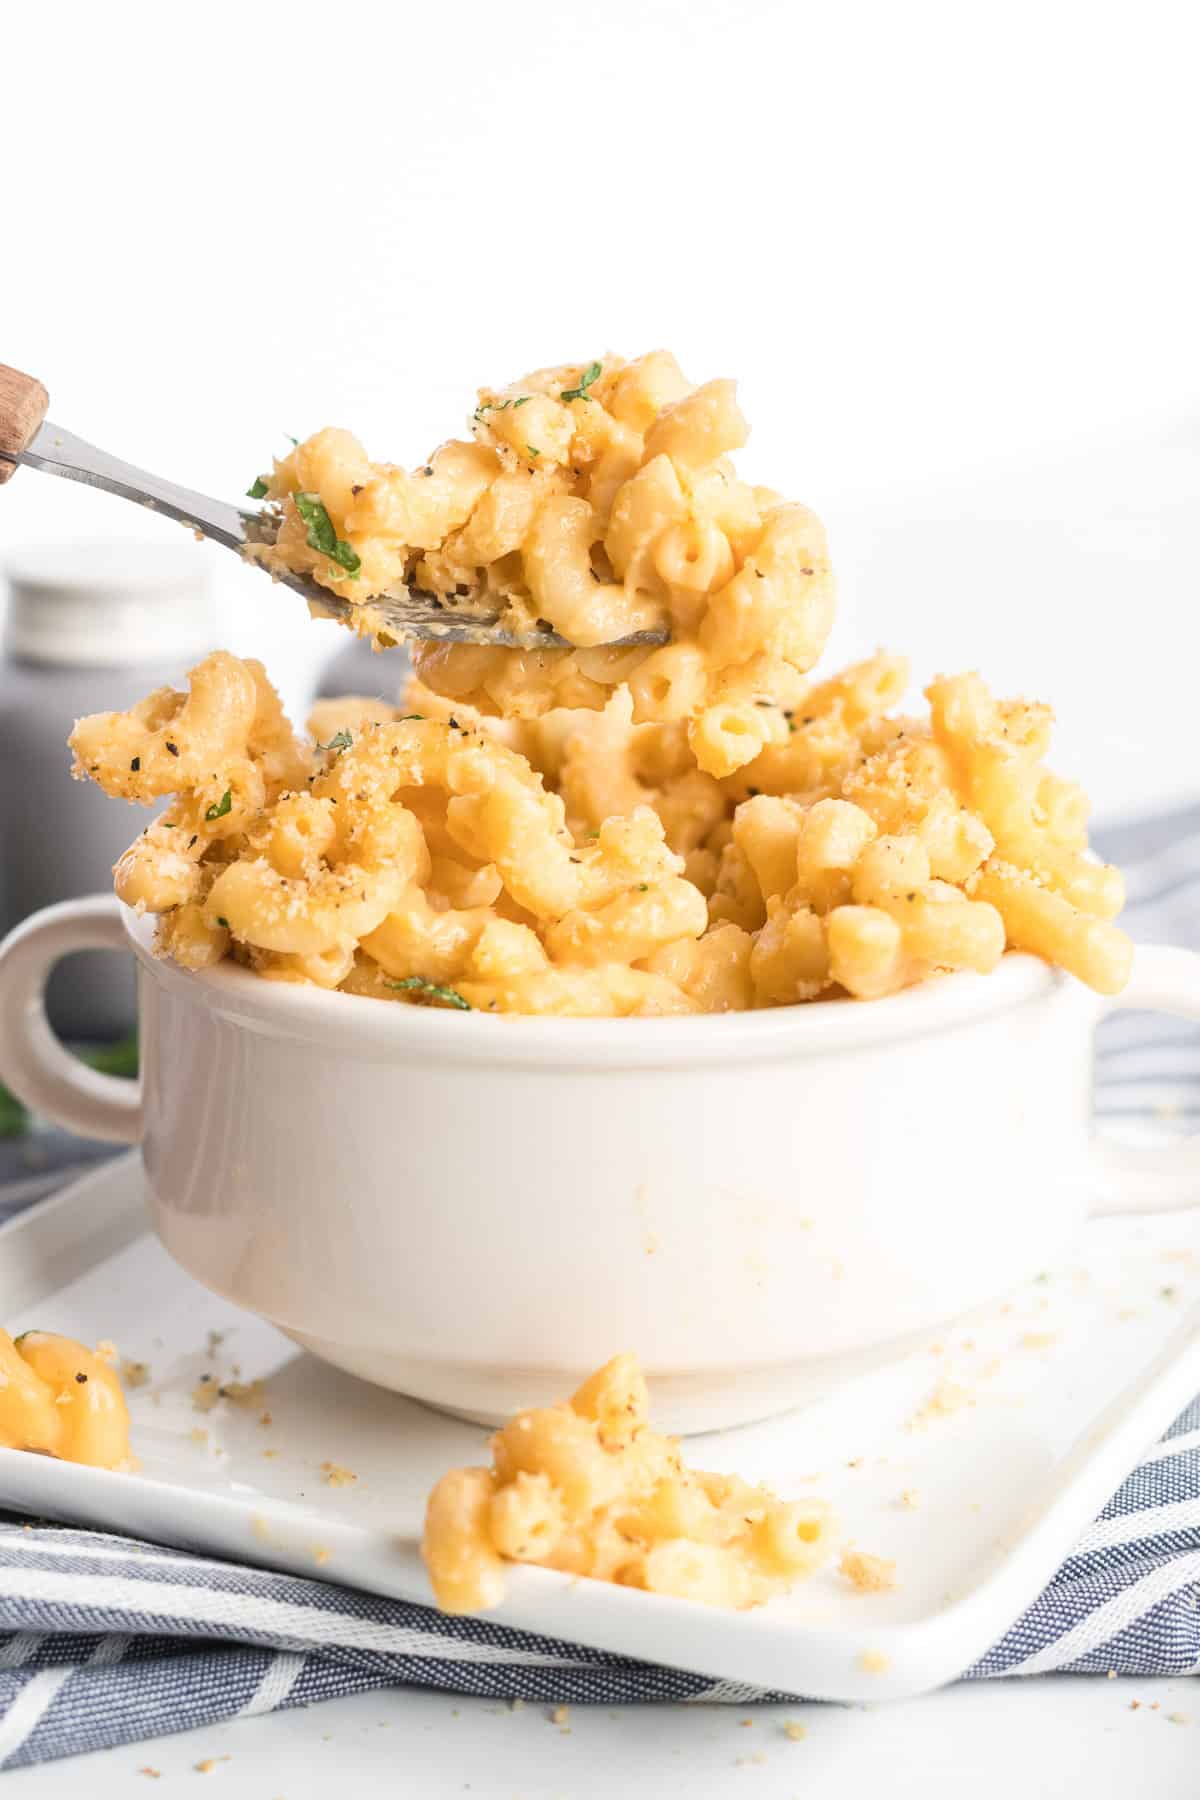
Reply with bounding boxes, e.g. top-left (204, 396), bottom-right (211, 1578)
top-left (2, 896), bottom-right (1199, 1434)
